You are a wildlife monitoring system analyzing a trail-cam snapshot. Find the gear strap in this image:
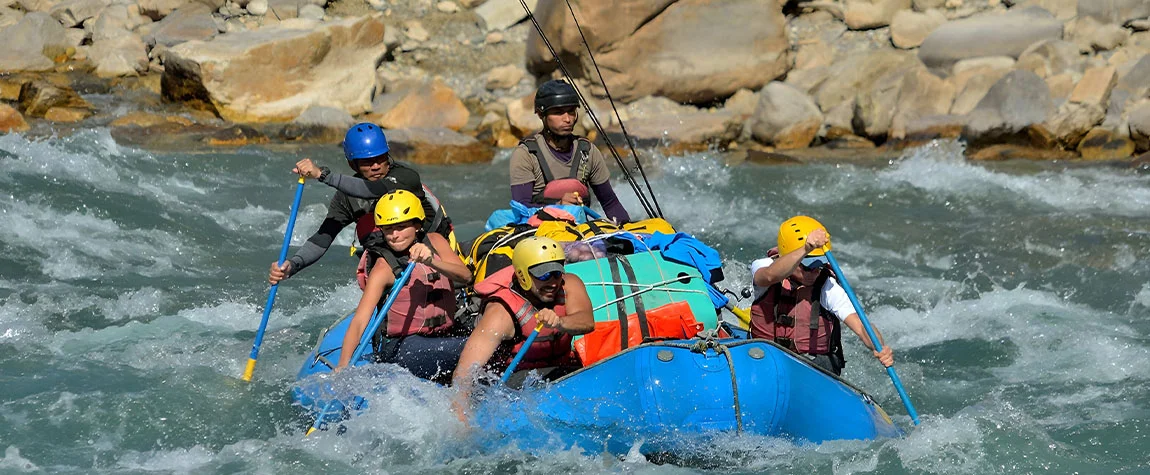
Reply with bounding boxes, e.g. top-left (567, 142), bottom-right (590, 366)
top-left (523, 136), bottom-right (592, 202)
